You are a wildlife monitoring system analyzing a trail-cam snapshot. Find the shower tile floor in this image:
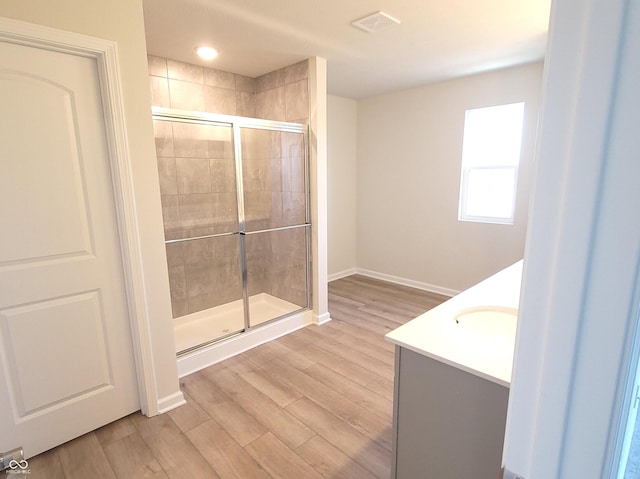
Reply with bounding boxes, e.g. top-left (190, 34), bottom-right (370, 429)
top-left (173, 293), bottom-right (301, 353)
